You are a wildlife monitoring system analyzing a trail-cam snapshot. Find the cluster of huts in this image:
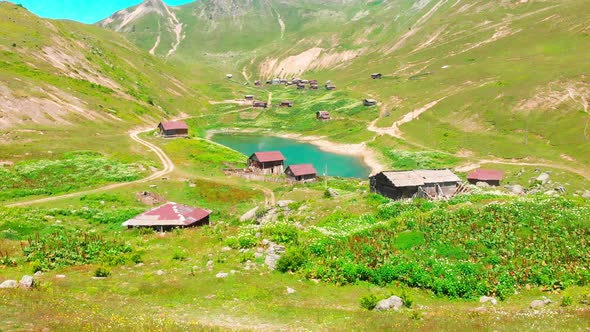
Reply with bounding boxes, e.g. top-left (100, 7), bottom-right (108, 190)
top-left (369, 168), bottom-right (504, 200)
top-left (247, 150), bottom-right (317, 182)
top-left (254, 77), bottom-right (335, 91)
